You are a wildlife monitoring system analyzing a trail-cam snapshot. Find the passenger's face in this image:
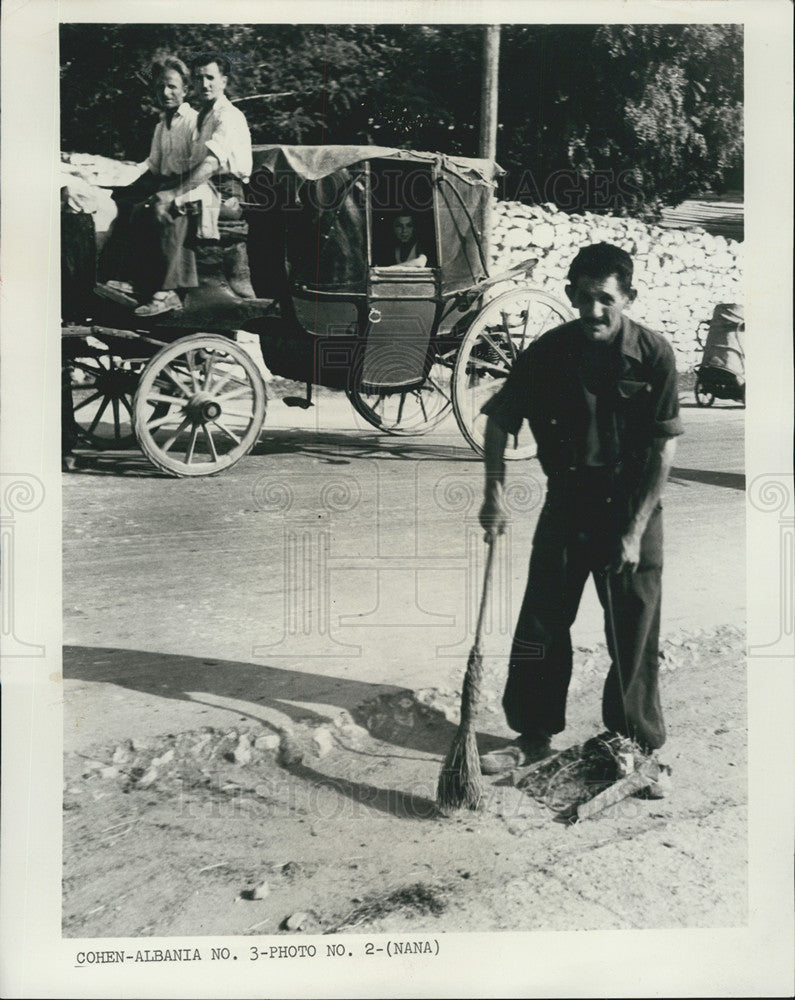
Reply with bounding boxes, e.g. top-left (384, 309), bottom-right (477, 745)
top-left (393, 216), bottom-right (415, 247)
top-left (155, 69), bottom-right (187, 110)
top-left (566, 273), bottom-right (636, 343)
top-left (193, 62), bottom-right (227, 104)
